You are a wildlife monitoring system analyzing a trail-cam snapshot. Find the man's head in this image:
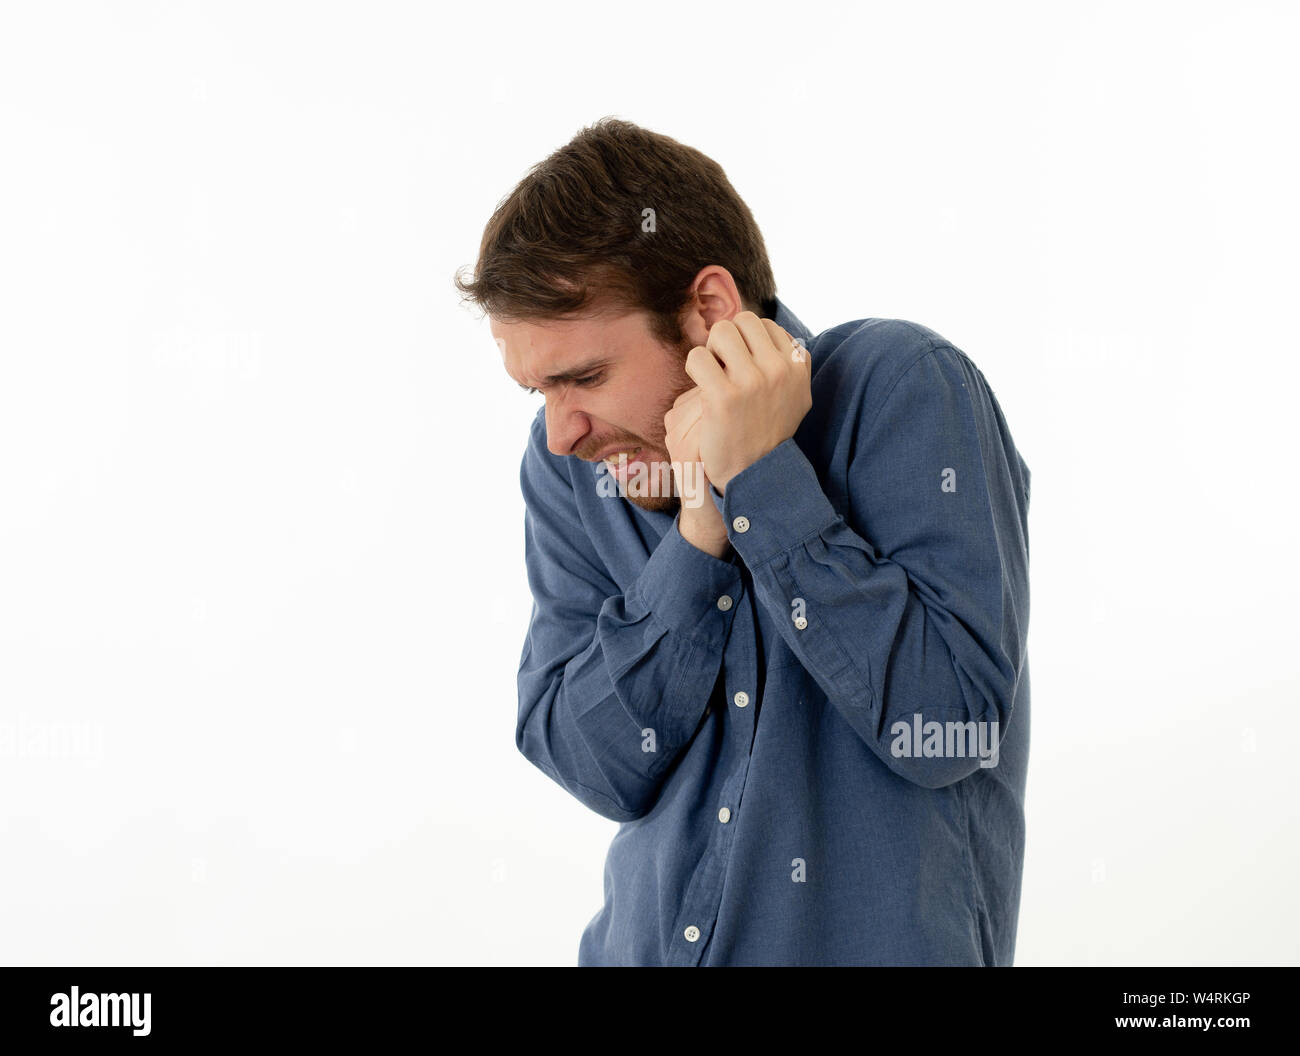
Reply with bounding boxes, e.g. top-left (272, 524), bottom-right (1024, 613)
top-left (457, 117), bottom-right (777, 513)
